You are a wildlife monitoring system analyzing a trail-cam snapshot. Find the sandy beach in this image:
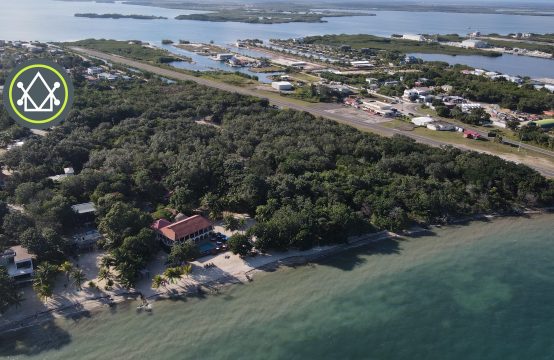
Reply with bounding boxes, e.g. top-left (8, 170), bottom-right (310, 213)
top-left (0, 228), bottom-right (394, 334)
